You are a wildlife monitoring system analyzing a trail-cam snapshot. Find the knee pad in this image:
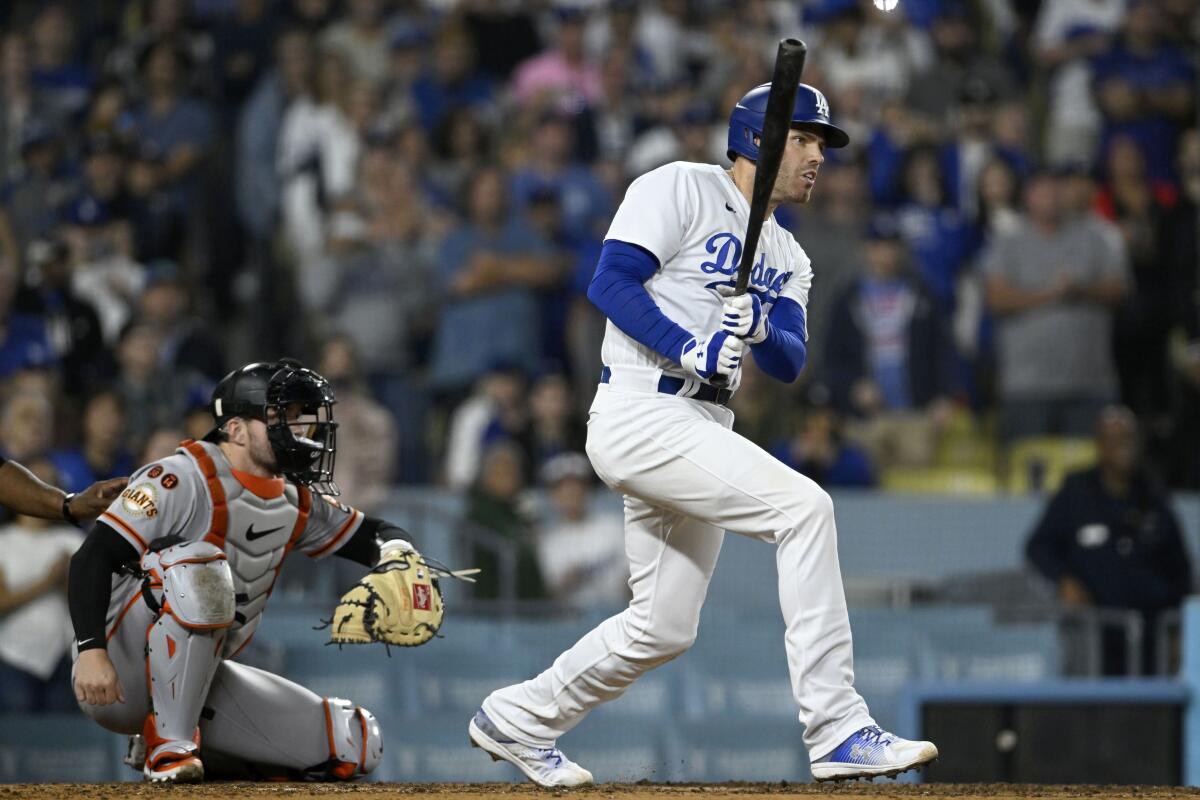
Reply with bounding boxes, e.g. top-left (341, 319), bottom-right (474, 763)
top-left (146, 541), bottom-right (236, 630)
top-left (321, 698), bottom-right (382, 779)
